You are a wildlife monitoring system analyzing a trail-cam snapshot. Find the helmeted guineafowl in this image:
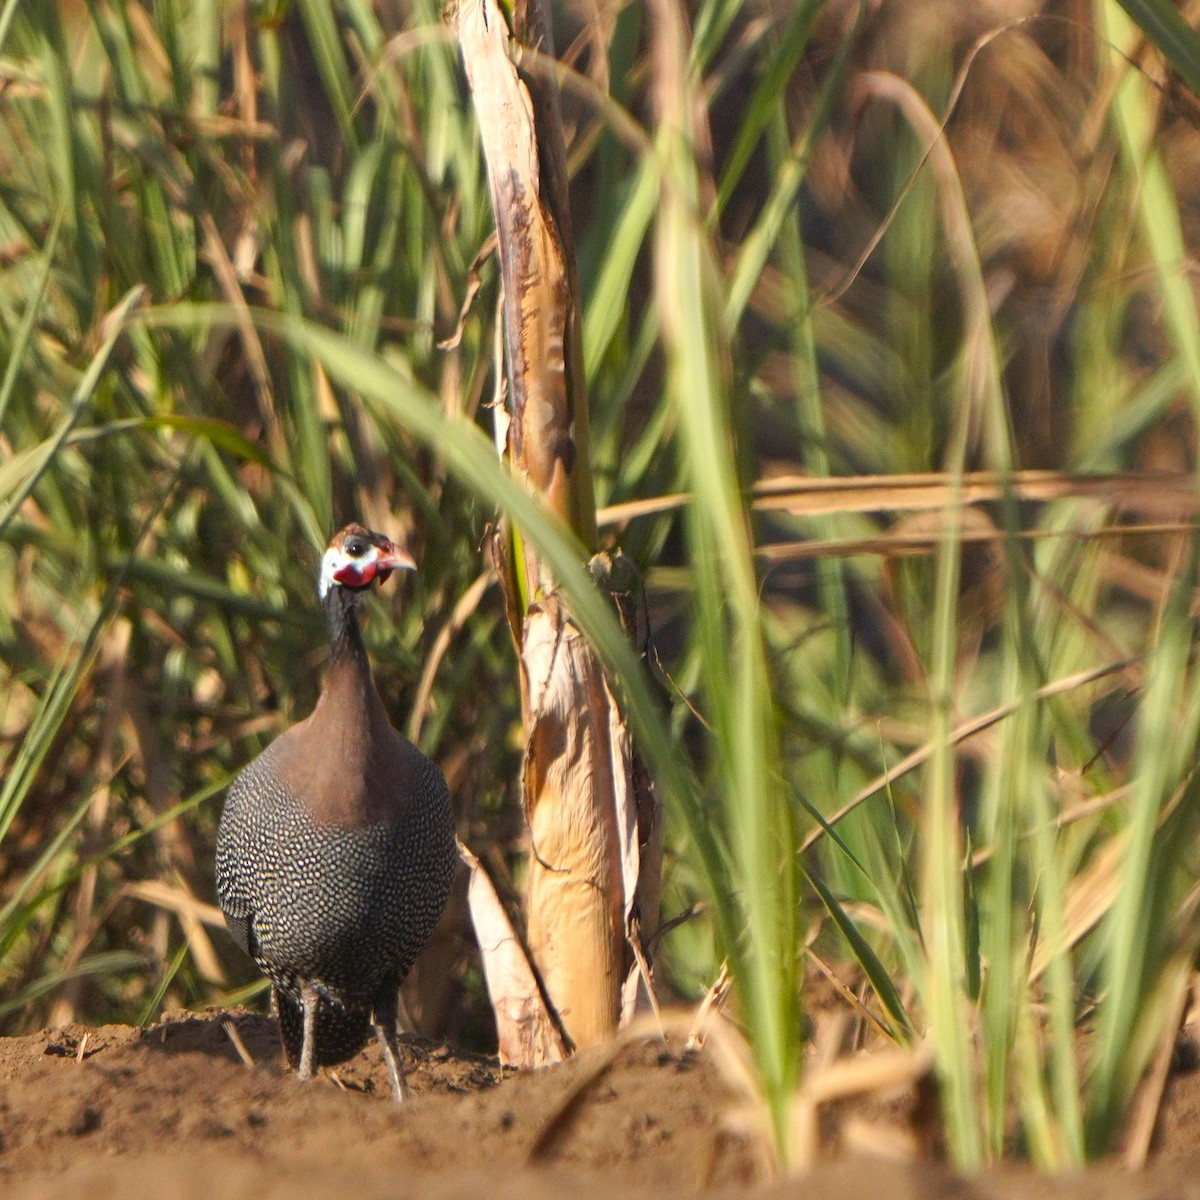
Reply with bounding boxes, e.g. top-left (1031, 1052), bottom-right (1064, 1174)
top-left (215, 523), bottom-right (456, 1102)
